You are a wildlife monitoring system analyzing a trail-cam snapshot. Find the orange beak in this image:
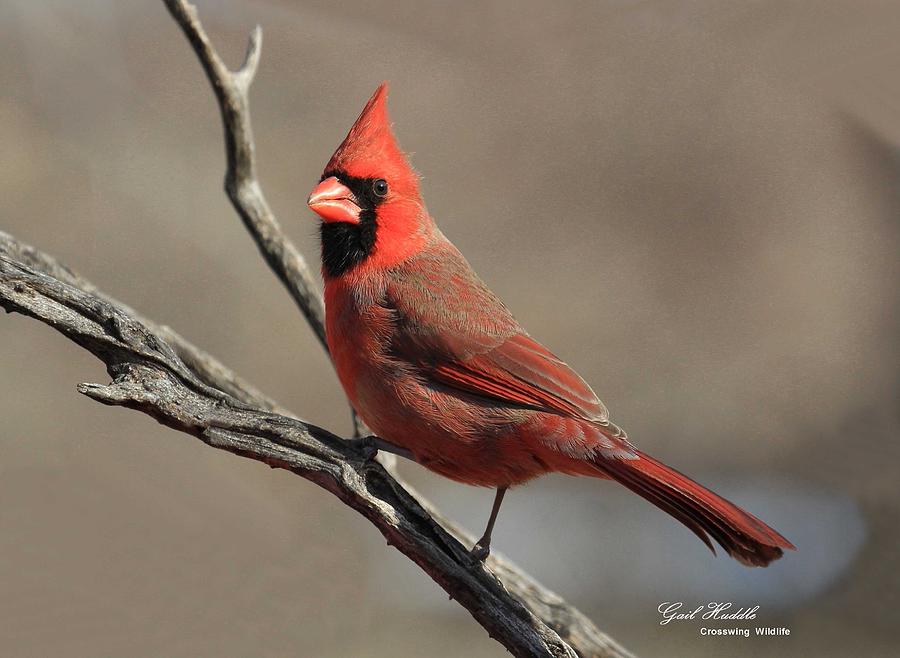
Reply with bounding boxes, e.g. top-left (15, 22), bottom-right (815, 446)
top-left (307, 176), bottom-right (361, 224)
